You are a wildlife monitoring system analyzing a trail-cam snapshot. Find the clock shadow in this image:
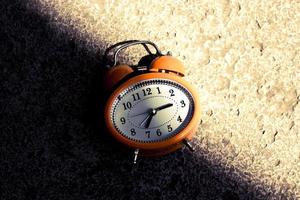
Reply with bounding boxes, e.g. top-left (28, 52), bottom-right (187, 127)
top-left (0, 1), bottom-right (295, 199)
